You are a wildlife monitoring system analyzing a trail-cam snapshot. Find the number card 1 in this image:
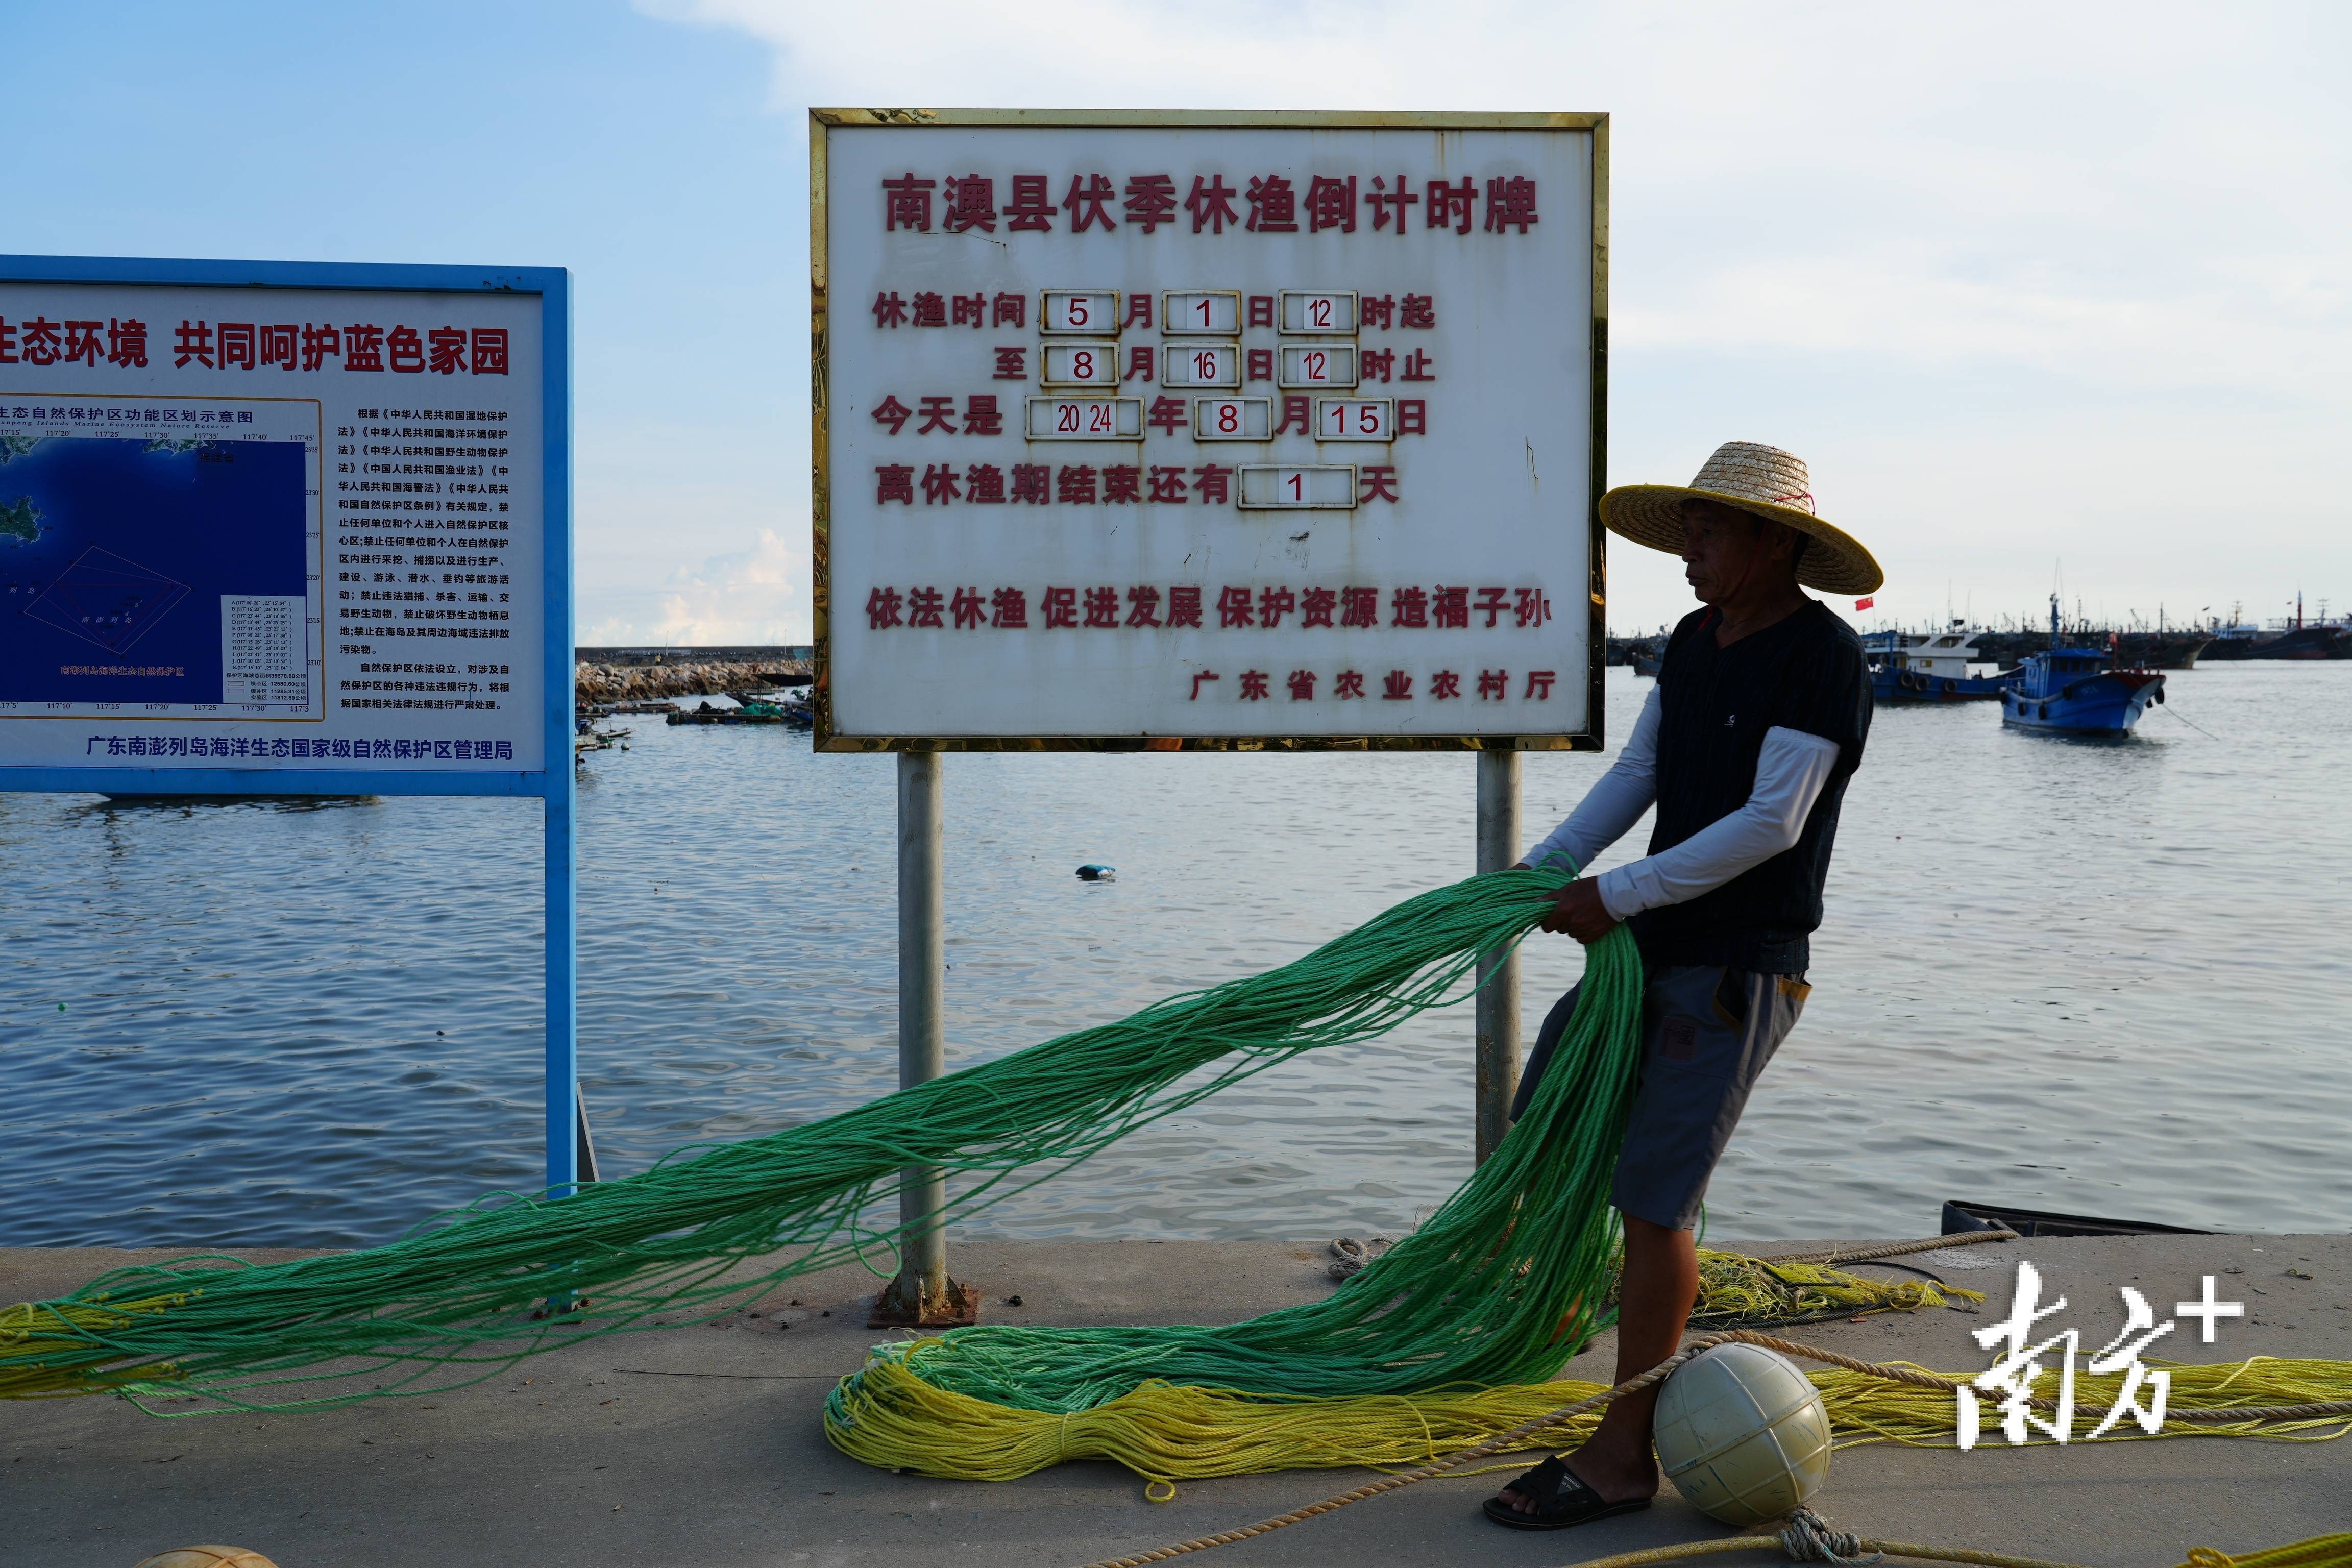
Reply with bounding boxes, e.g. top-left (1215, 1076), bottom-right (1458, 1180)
top-left (1042, 290), bottom-right (1119, 334)
top-left (1239, 464), bottom-right (1357, 510)
top-left (1164, 291), bottom-right (1241, 335)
